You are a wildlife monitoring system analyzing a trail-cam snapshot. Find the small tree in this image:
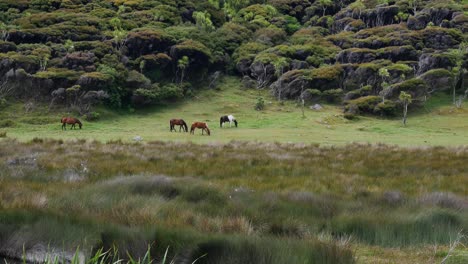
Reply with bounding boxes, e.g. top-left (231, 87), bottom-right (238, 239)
top-left (272, 57), bottom-right (288, 102)
top-left (378, 68), bottom-right (390, 103)
top-left (64, 39), bottom-right (74, 53)
top-left (318, 0), bottom-right (333, 17)
top-left (408, 0), bottom-right (421, 14)
top-left (32, 47), bottom-right (51, 71)
top-left (349, 0), bottom-right (365, 19)
top-left (177, 56), bottom-right (189, 86)
top-left (450, 42), bottom-right (467, 107)
top-left (139, 60), bottom-right (146, 74)
top-left (110, 17), bottom-right (128, 56)
top-left (399, 91), bottom-right (412, 126)
top-left (193, 11), bottom-right (215, 32)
